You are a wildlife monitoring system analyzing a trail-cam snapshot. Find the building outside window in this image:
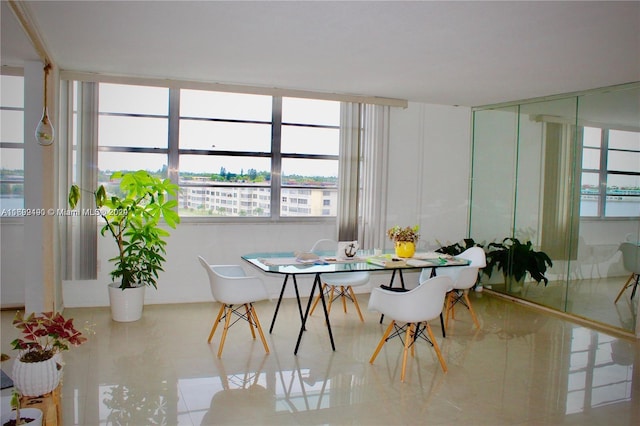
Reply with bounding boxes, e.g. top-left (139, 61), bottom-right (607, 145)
top-left (75, 82), bottom-right (340, 219)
